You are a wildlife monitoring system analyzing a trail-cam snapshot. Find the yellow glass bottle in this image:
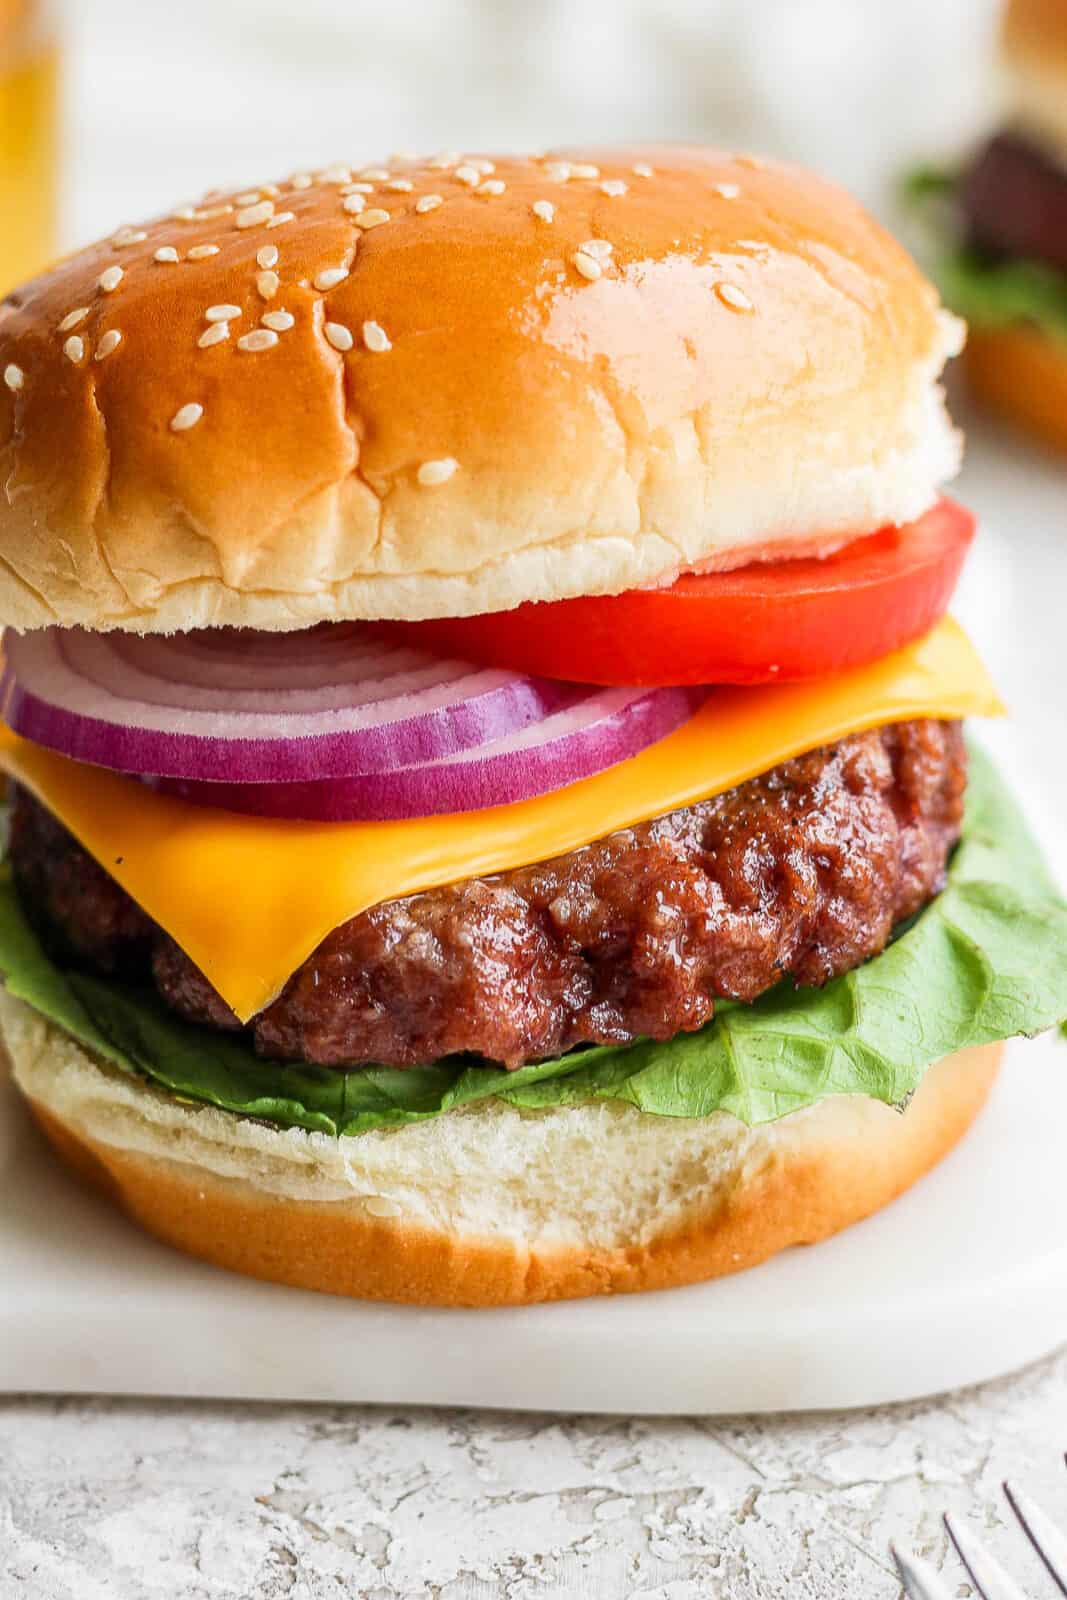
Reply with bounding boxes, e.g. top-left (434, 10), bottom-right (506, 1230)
top-left (0, 0), bottom-right (59, 294)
